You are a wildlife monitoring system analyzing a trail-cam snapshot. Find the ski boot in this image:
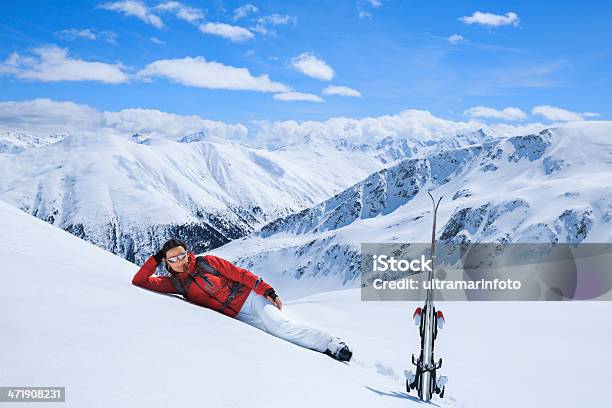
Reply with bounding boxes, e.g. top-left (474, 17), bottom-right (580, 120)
top-left (324, 337), bottom-right (353, 362)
